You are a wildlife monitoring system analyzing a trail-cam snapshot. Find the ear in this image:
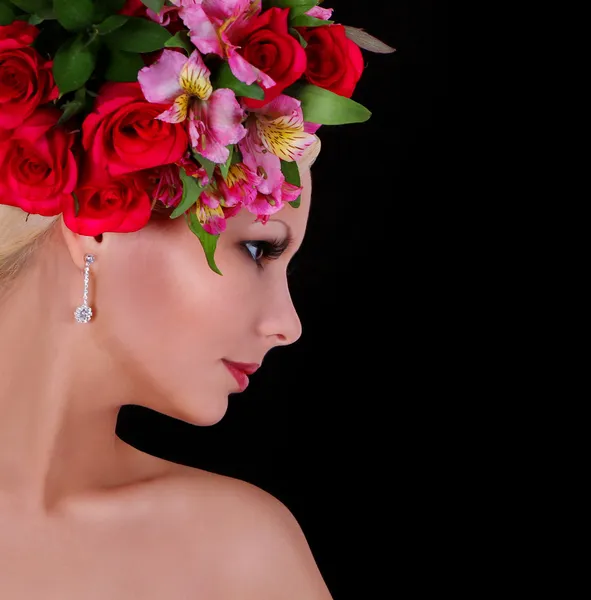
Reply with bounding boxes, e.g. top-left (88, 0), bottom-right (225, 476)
top-left (58, 216), bottom-right (104, 271)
